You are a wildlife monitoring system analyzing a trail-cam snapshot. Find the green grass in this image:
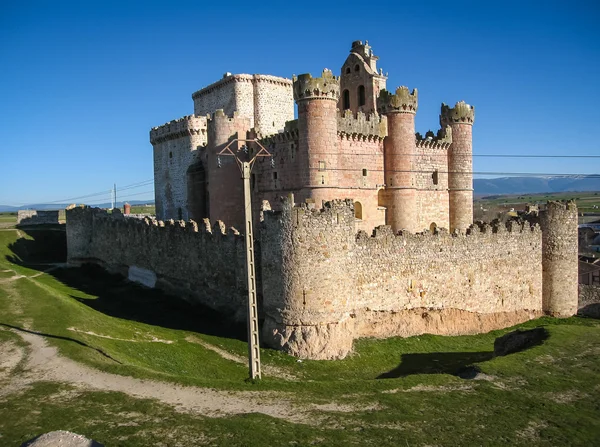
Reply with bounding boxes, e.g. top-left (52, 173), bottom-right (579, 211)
top-left (1, 227), bottom-right (599, 445)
